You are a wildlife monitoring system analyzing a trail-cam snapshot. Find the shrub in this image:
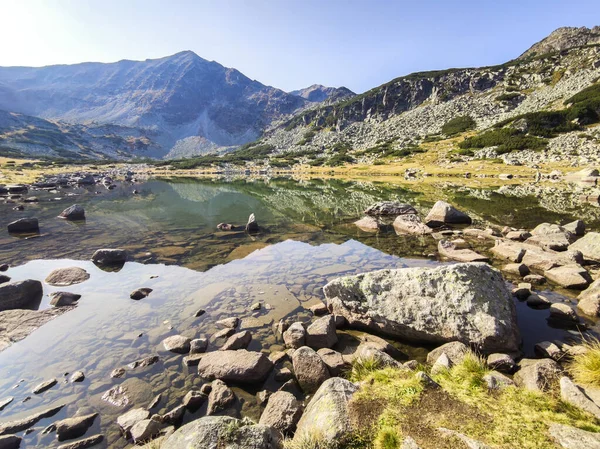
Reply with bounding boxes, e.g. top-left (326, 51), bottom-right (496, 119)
top-left (458, 128), bottom-right (547, 153)
top-left (441, 116), bottom-right (476, 136)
